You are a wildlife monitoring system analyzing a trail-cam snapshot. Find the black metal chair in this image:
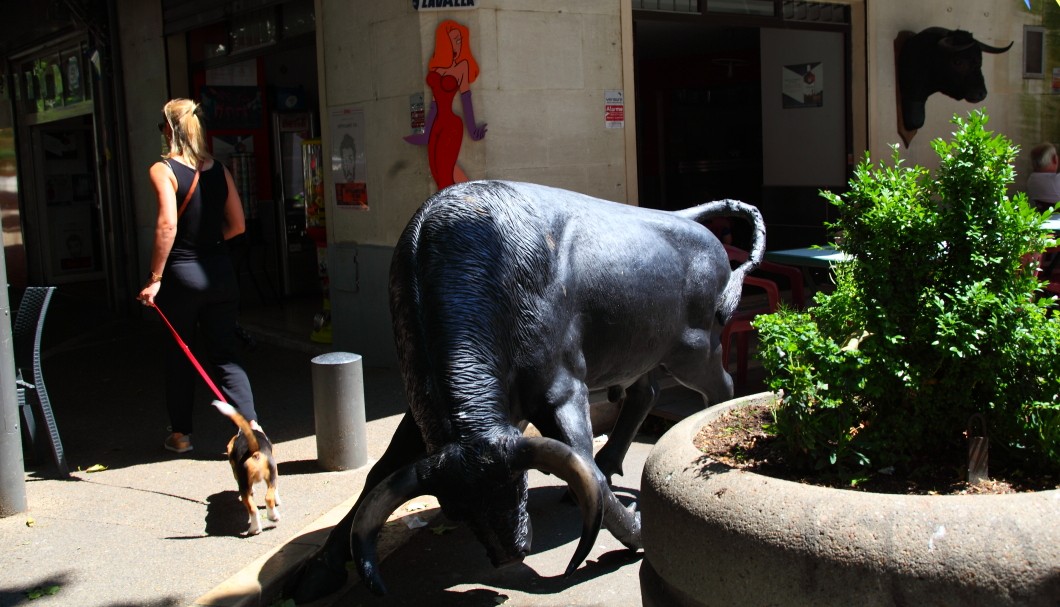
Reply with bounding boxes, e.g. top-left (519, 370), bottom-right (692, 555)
top-left (14, 286), bottom-right (68, 477)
